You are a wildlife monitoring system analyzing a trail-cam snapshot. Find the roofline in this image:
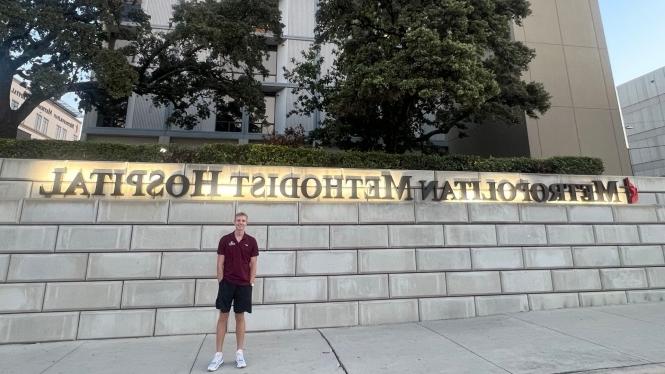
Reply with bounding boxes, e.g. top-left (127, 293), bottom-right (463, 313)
top-left (12, 78), bottom-right (83, 122)
top-left (616, 65), bottom-right (665, 89)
